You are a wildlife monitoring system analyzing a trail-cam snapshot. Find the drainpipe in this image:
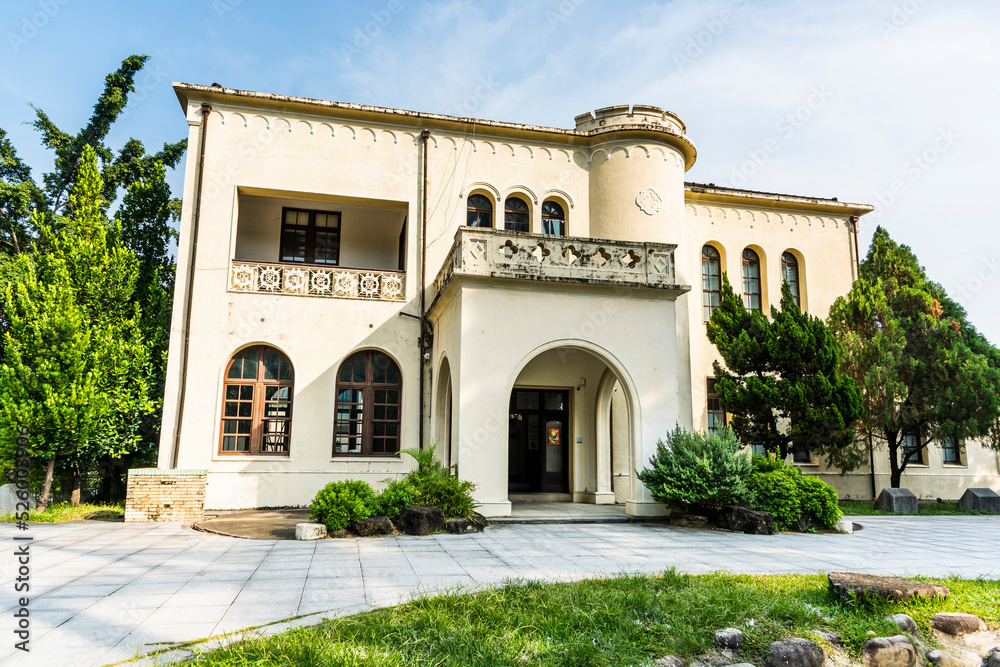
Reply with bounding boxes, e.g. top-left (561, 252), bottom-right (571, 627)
top-left (418, 129), bottom-right (431, 452)
top-left (850, 215), bottom-right (861, 281)
top-left (171, 103), bottom-right (212, 468)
